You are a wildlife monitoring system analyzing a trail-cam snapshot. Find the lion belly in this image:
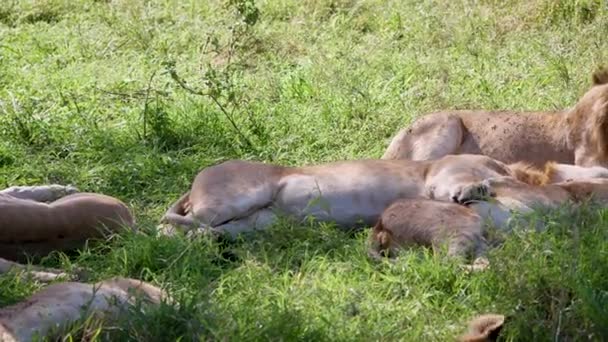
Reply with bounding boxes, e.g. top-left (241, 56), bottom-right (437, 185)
top-left (275, 165), bottom-right (425, 227)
